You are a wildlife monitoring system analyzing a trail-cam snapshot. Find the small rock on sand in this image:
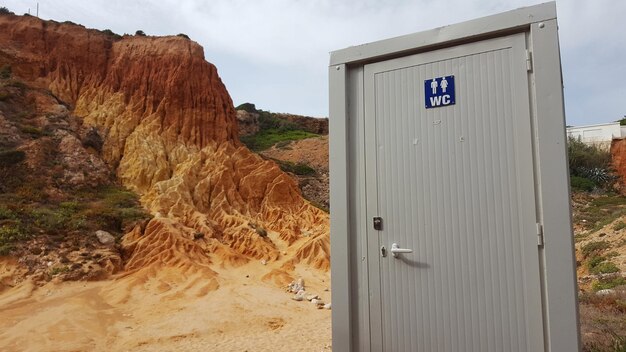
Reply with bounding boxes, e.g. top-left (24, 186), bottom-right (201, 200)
top-left (306, 294), bottom-right (319, 301)
top-left (324, 303), bottom-right (332, 310)
top-left (95, 230), bottom-right (115, 246)
top-left (596, 289), bottom-right (615, 296)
